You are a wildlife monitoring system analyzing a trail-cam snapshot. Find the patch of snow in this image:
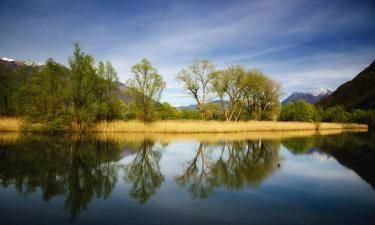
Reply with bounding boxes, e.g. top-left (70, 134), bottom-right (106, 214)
top-left (1, 57), bottom-right (15, 62)
top-left (309, 87), bottom-right (333, 96)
